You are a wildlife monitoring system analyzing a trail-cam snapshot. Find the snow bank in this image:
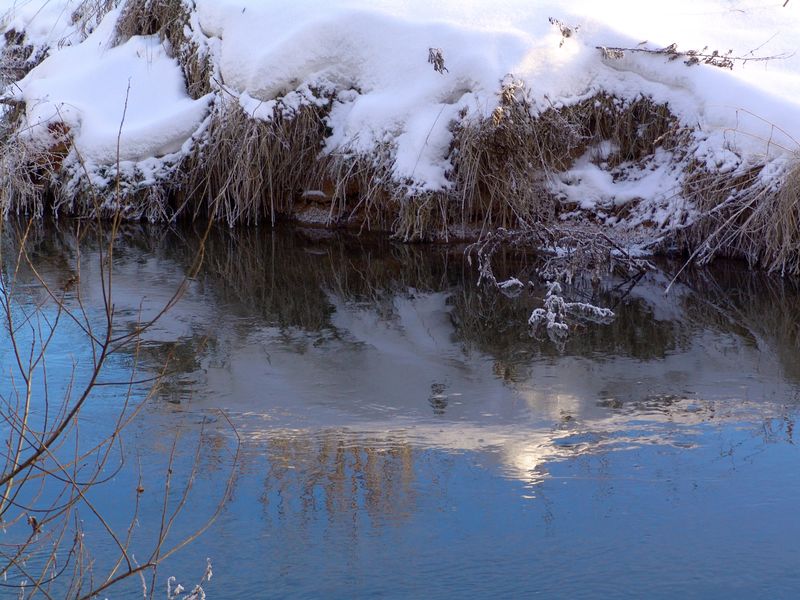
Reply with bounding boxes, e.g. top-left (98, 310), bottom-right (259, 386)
top-left (1, 0), bottom-right (799, 247)
top-left (192, 0), bottom-right (800, 190)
